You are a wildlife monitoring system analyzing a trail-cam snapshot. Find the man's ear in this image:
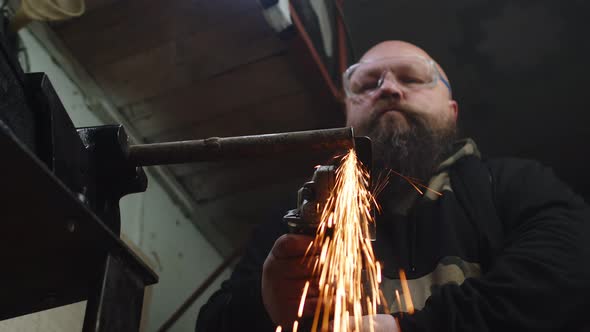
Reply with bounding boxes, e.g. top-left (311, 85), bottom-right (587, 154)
top-left (449, 100), bottom-right (459, 121)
